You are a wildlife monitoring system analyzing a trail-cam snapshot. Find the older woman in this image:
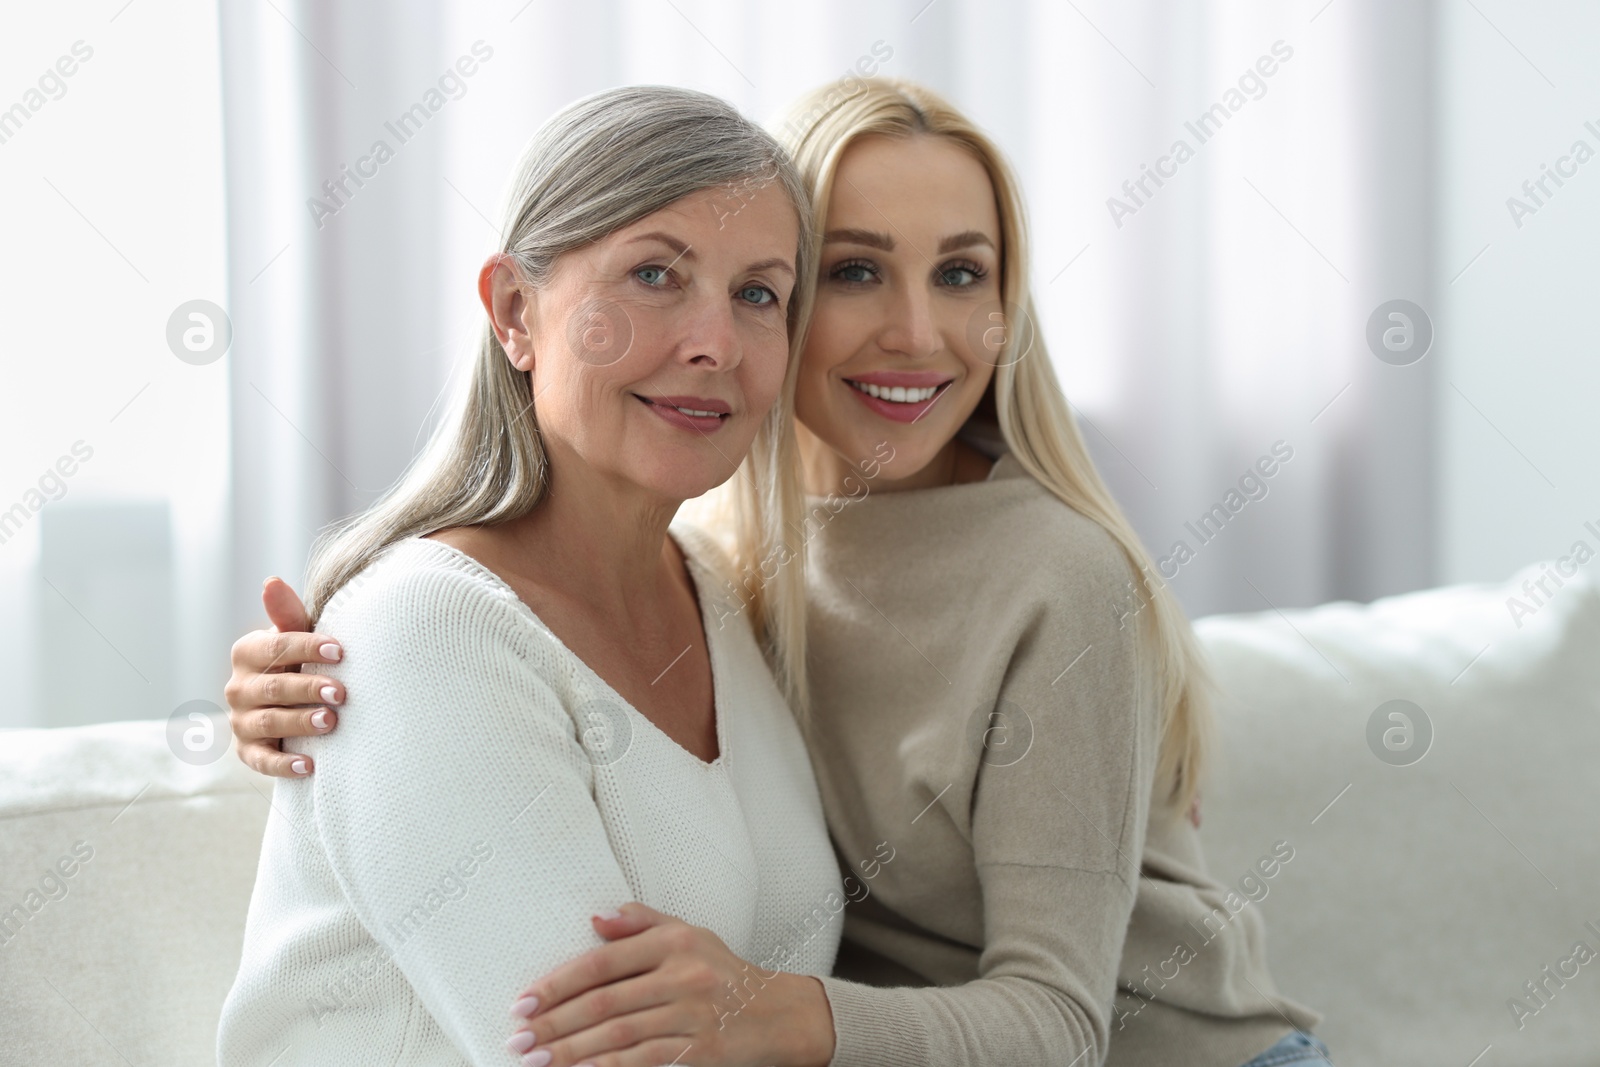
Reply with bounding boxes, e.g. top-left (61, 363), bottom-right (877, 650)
top-left (217, 86), bottom-right (842, 1067)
